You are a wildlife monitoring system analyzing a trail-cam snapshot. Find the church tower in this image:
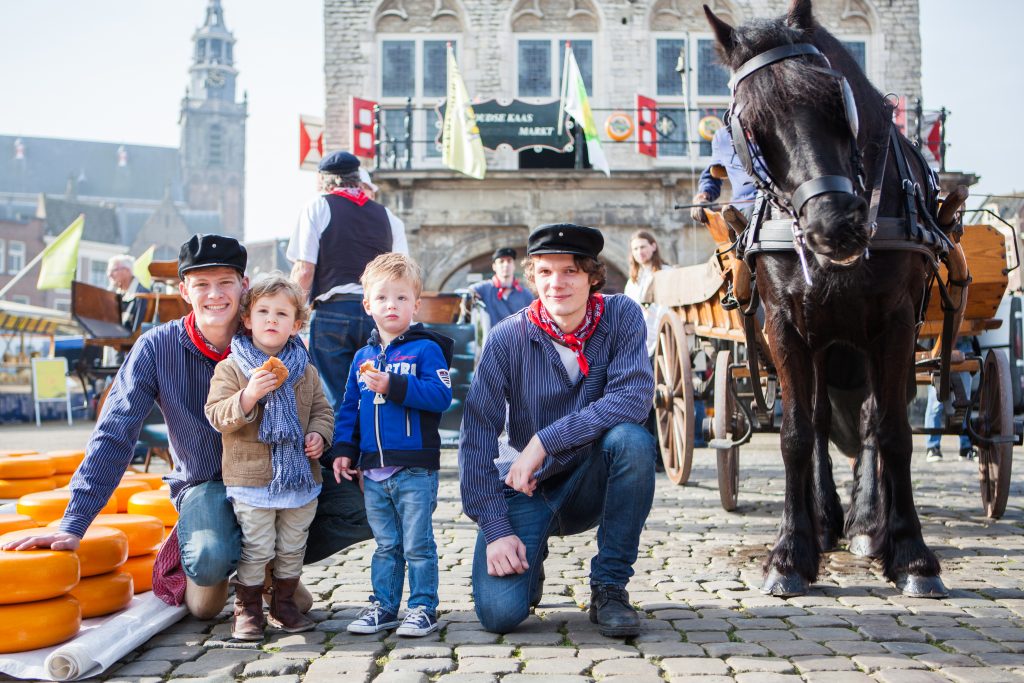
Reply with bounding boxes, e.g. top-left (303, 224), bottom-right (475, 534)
top-left (179, 0), bottom-right (247, 239)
